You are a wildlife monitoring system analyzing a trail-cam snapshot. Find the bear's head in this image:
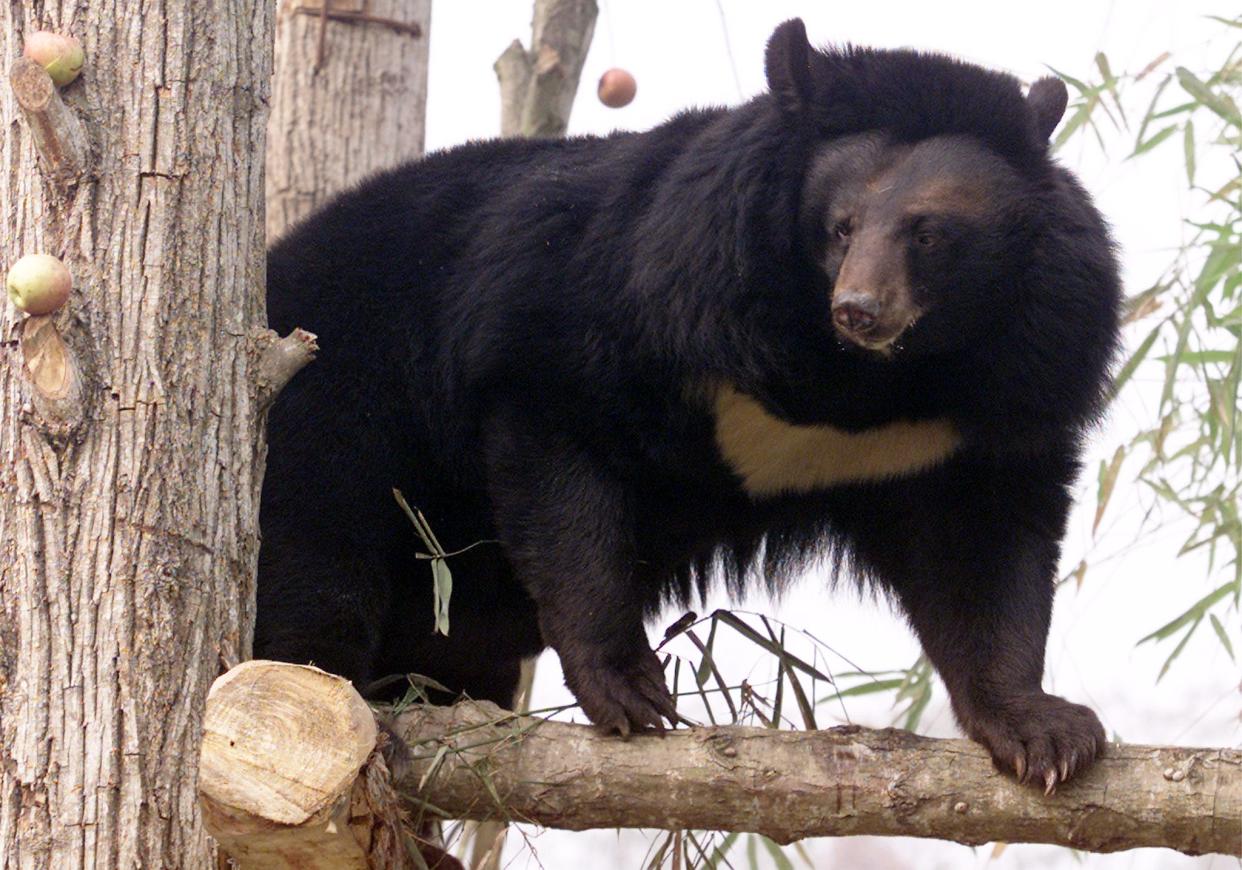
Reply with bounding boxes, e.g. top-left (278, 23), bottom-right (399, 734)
top-left (768, 19), bottom-right (1086, 362)
top-left (800, 132), bottom-right (1032, 356)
